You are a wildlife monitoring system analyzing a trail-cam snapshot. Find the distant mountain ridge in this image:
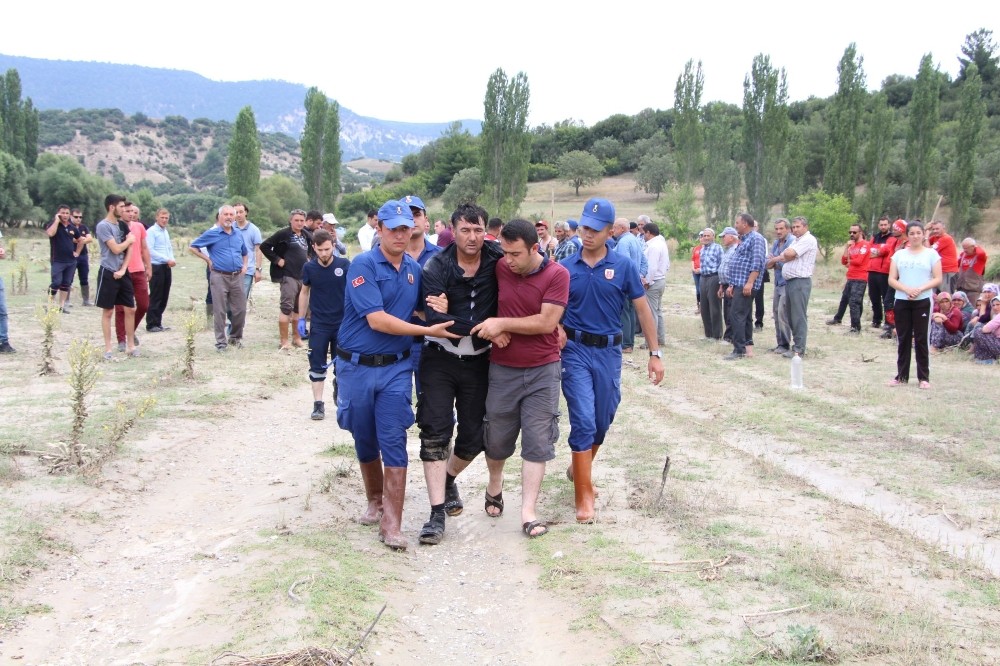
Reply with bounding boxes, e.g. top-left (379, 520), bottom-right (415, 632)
top-left (0, 54), bottom-right (480, 161)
